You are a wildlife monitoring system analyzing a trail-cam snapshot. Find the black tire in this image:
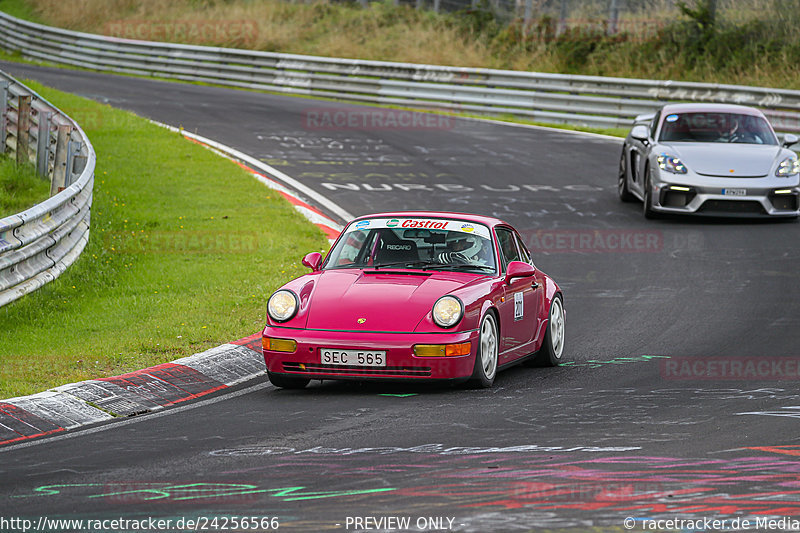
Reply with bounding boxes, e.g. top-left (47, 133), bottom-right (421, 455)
top-left (467, 312), bottom-right (499, 388)
top-left (643, 164), bottom-right (659, 219)
top-left (267, 372), bottom-right (310, 389)
top-left (618, 147), bottom-right (635, 202)
top-left (527, 294), bottom-right (565, 367)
